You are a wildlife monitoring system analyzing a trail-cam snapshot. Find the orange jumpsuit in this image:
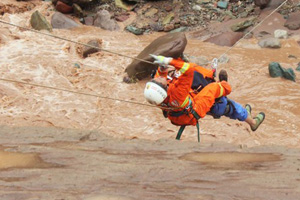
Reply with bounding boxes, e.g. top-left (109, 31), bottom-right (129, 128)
top-left (156, 59), bottom-right (232, 126)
